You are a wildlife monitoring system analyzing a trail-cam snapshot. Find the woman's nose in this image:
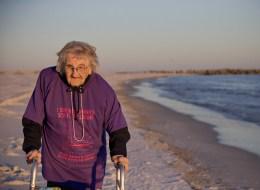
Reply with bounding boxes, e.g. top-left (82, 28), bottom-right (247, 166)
top-left (72, 68), bottom-right (80, 77)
